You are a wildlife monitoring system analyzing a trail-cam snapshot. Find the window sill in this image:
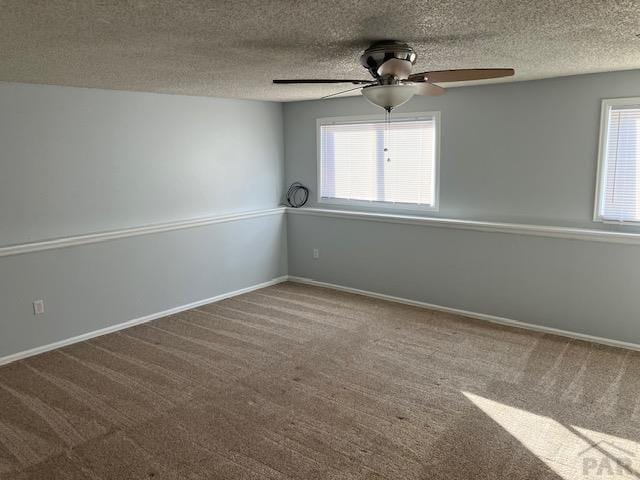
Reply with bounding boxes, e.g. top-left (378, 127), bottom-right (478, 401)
top-left (317, 198), bottom-right (438, 214)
